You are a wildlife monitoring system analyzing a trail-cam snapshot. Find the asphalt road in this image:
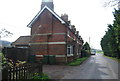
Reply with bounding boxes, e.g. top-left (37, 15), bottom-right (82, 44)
top-left (63, 53), bottom-right (119, 79)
